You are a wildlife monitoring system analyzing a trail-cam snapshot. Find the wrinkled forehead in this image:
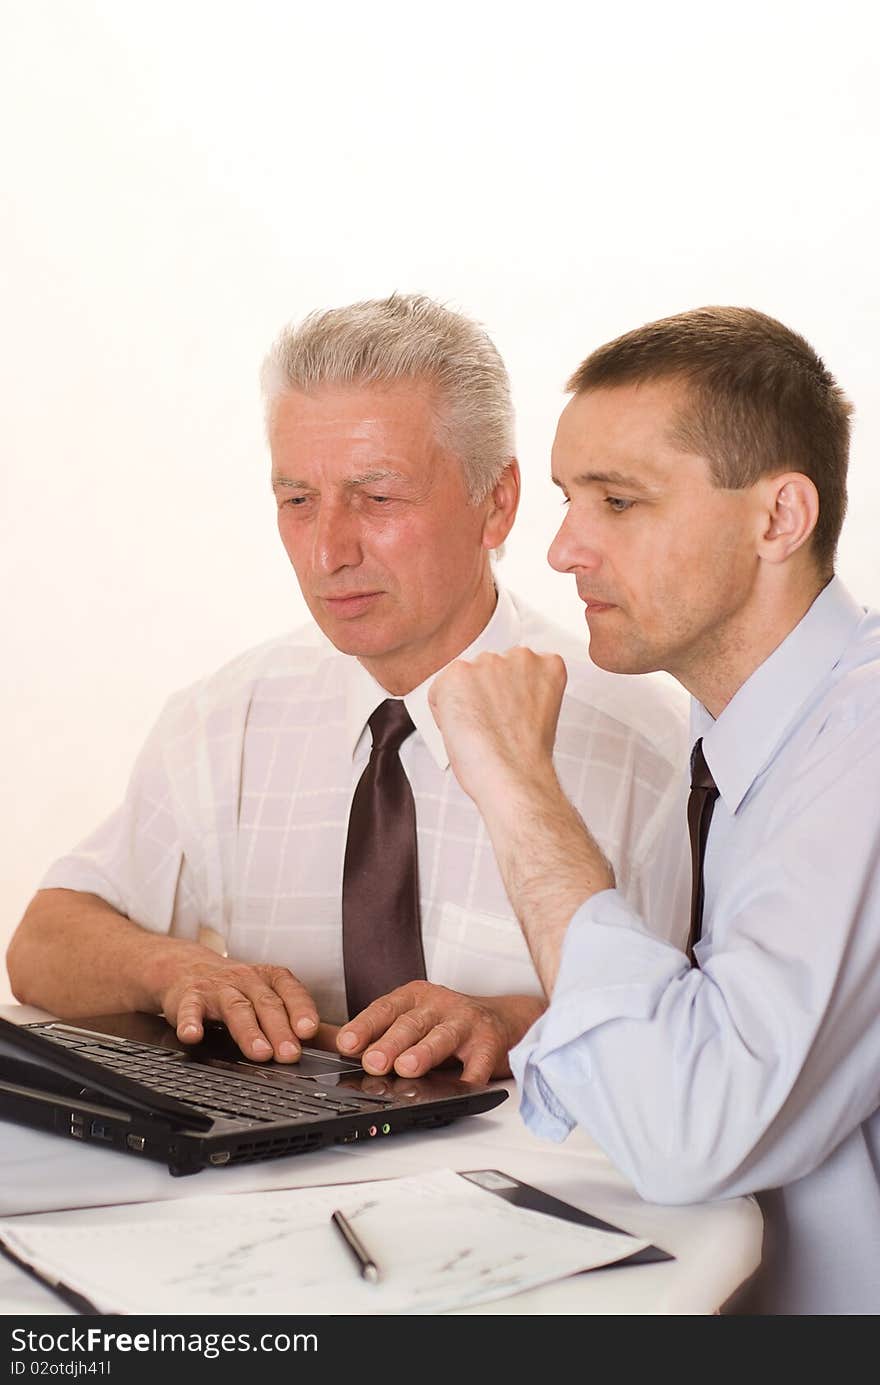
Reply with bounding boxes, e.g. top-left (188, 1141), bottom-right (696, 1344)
top-left (267, 382), bottom-right (474, 501)
top-left (269, 381), bottom-right (450, 465)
